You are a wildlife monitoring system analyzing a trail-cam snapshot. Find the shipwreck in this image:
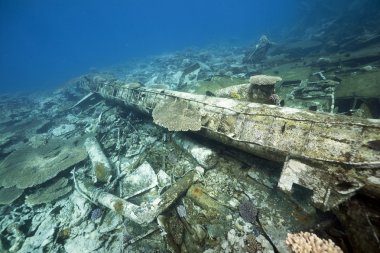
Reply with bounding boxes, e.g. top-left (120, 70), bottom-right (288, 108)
top-left (81, 75), bottom-right (380, 212)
